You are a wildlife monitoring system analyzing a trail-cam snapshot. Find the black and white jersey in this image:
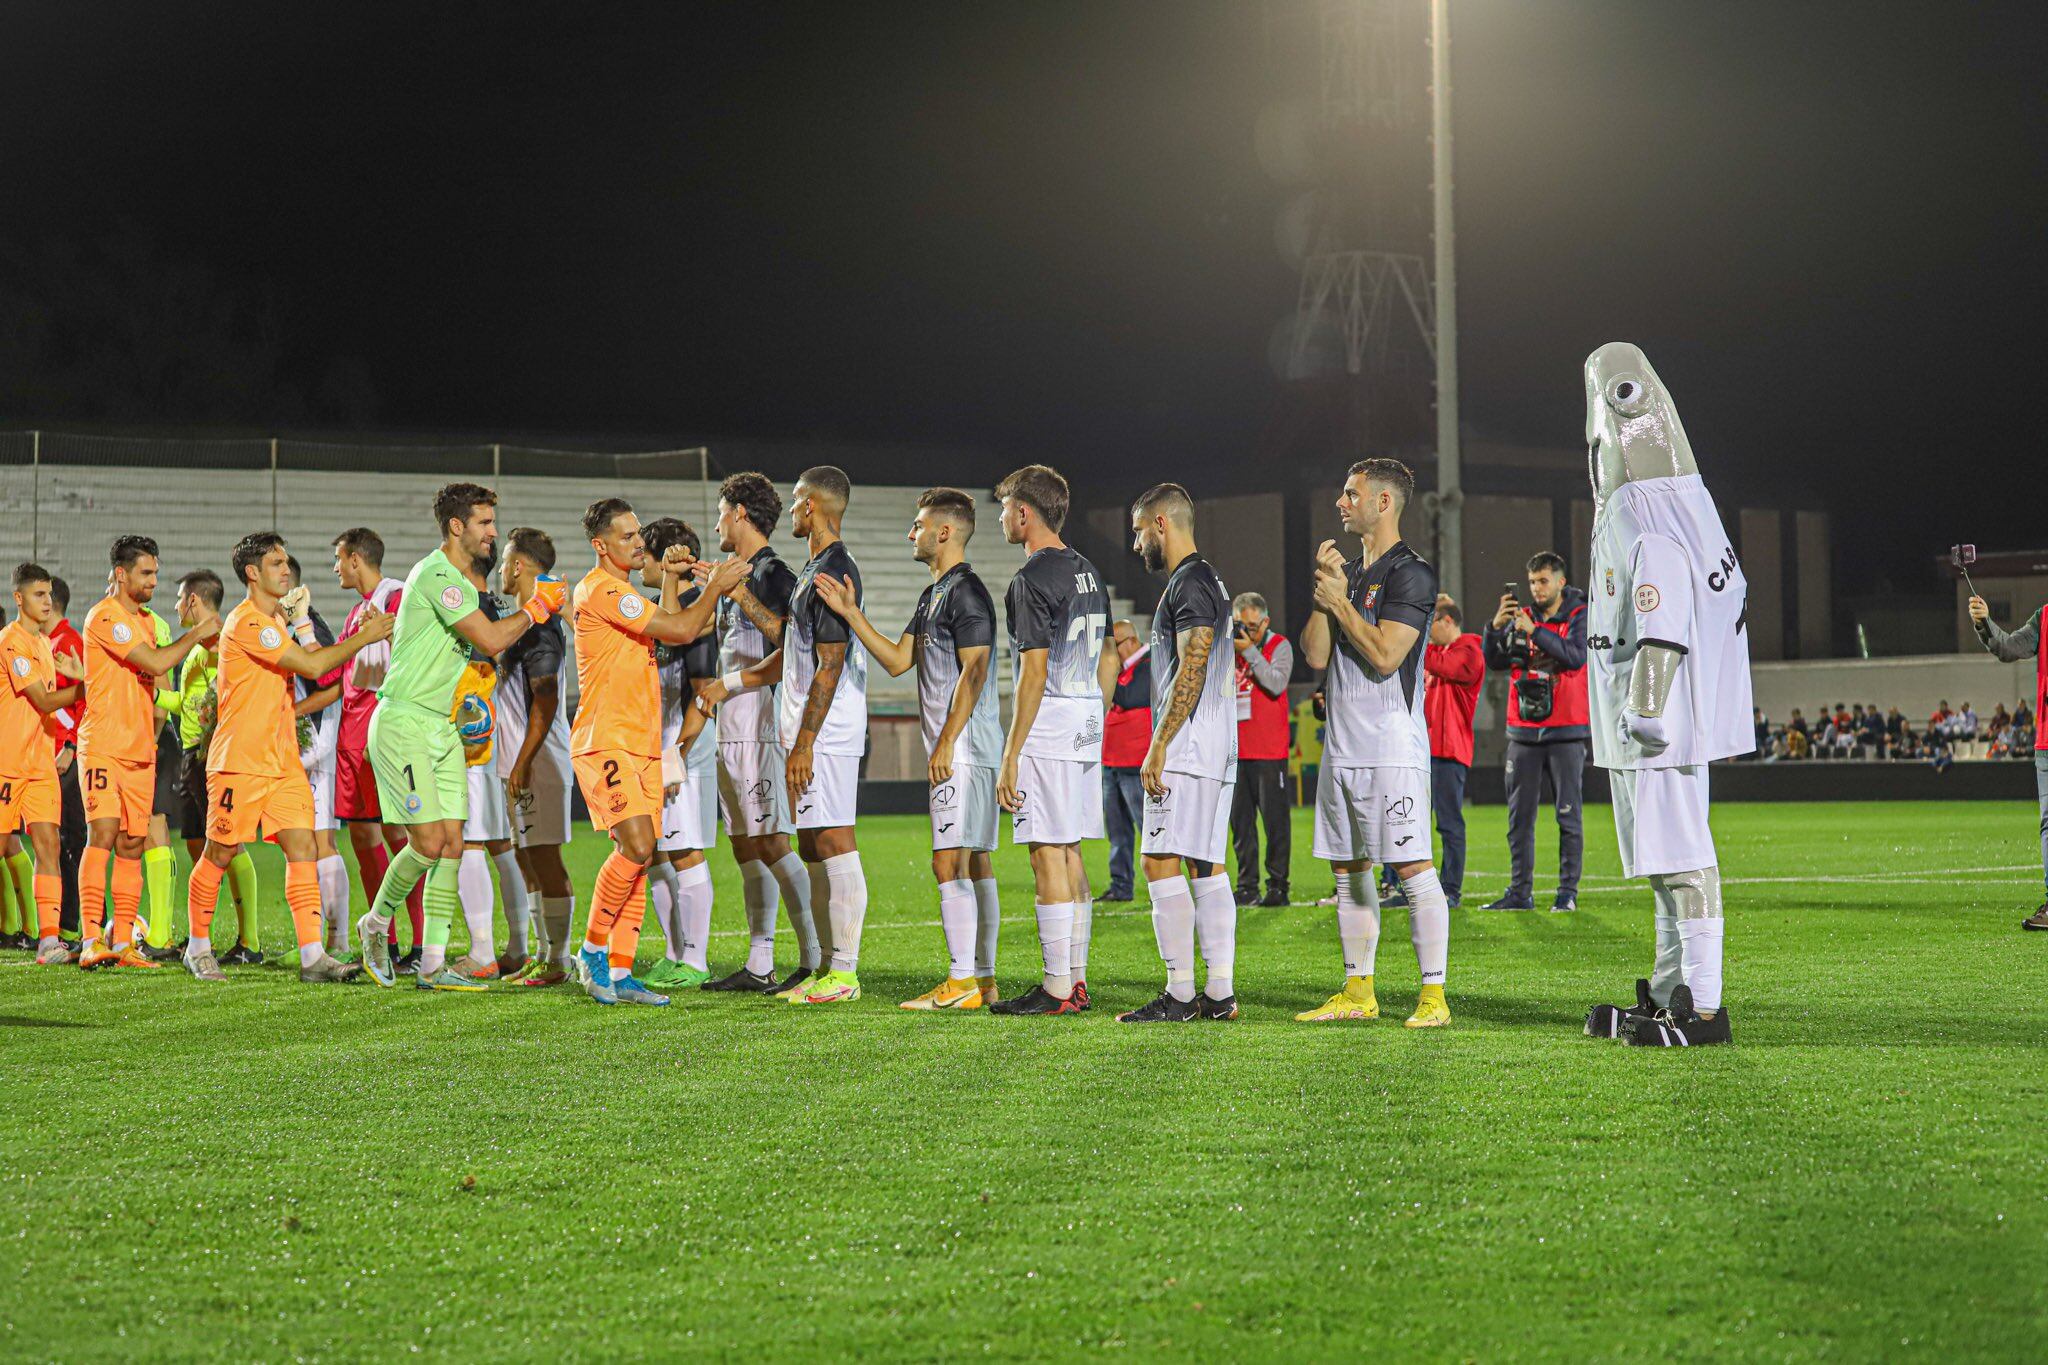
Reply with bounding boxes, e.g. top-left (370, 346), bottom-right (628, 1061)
top-left (777, 539), bottom-right (870, 758)
top-left (658, 586), bottom-right (720, 776)
top-left (716, 546), bottom-right (797, 745)
top-left (1149, 554), bottom-right (1236, 778)
top-left (1005, 545), bottom-right (1110, 763)
top-left (906, 562), bottom-right (1002, 770)
top-left (1323, 540), bottom-right (1435, 771)
top-left (495, 613), bottom-right (569, 777)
